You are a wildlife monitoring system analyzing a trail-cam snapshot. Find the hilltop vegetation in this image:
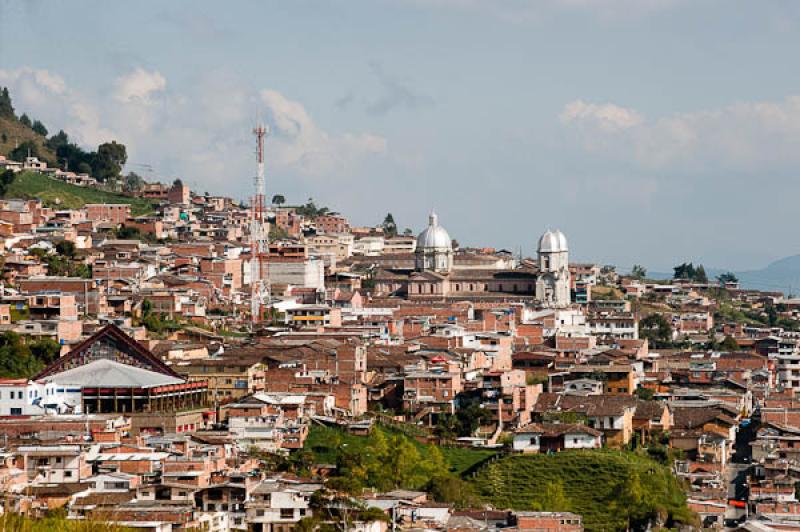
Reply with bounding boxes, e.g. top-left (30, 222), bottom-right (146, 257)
top-left (4, 171), bottom-right (155, 215)
top-left (0, 87), bottom-right (57, 166)
top-left (0, 86), bottom-right (128, 183)
top-left (473, 451), bottom-right (696, 531)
